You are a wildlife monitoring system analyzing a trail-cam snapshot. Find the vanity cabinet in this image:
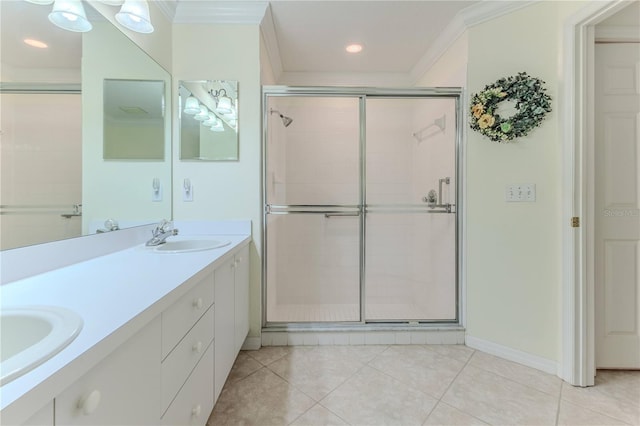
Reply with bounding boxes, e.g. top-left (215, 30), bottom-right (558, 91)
top-left (214, 245), bottom-right (250, 401)
top-left (21, 401), bottom-right (53, 426)
top-left (214, 255), bottom-right (235, 401)
top-left (234, 245), bottom-right (250, 355)
top-left (54, 317), bottom-right (161, 426)
top-left (161, 269), bottom-right (215, 424)
top-left (11, 240), bottom-right (250, 426)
